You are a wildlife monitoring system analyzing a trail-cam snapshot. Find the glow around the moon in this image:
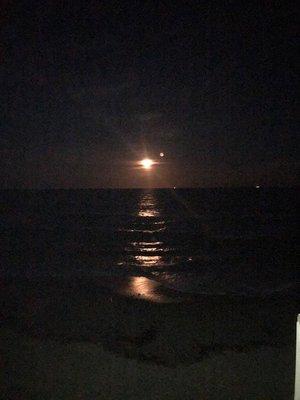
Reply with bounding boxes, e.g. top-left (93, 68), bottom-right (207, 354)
top-left (140, 158), bottom-right (154, 169)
